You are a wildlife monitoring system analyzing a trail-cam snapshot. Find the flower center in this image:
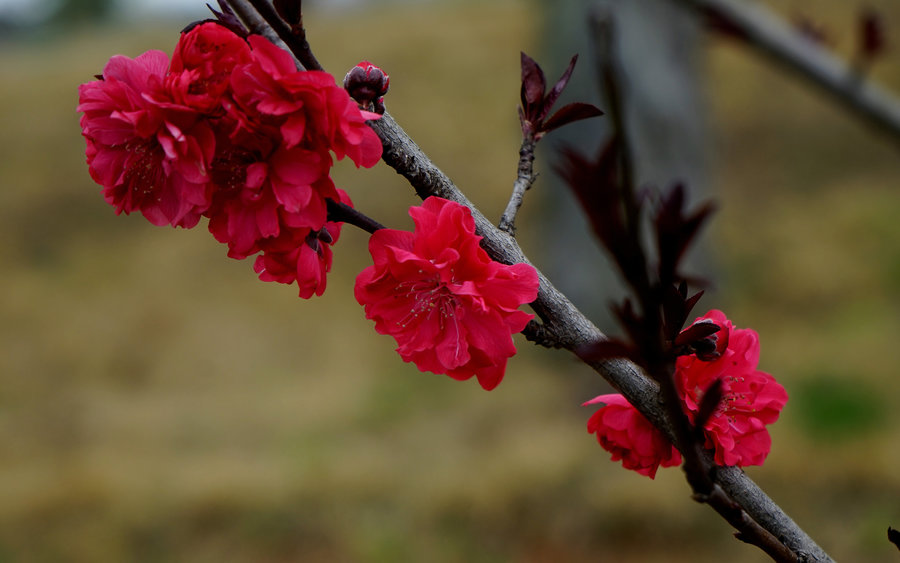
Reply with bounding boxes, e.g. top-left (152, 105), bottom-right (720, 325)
top-left (211, 147), bottom-right (257, 191)
top-left (394, 276), bottom-right (459, 331)
top-left (122, 139), bottom-right (165, 198)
